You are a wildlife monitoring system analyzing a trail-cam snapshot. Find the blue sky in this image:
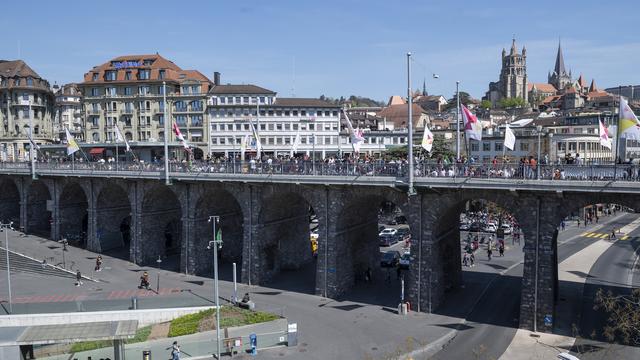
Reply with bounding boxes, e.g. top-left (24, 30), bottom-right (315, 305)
top-left (2, 0), bottom-right (638, 102)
